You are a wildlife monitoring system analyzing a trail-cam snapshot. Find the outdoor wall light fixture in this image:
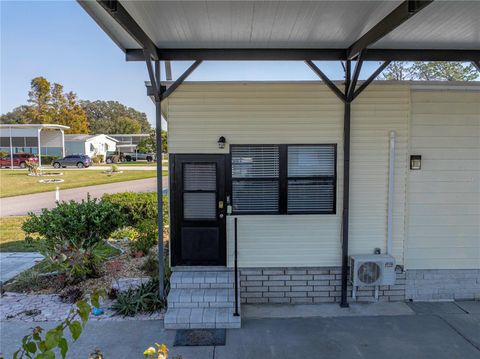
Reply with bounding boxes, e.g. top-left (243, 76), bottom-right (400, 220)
top-left (218, 136), bottom-right (226, 149)
top-left (410, 155), bottom-right (422, 170)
